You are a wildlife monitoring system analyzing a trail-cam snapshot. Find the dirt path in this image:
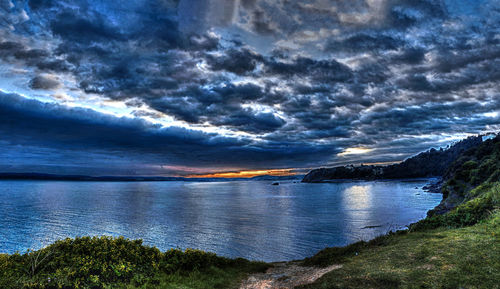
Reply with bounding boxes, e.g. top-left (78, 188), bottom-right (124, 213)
top-left (239, 262), bottom-right (342, 289)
